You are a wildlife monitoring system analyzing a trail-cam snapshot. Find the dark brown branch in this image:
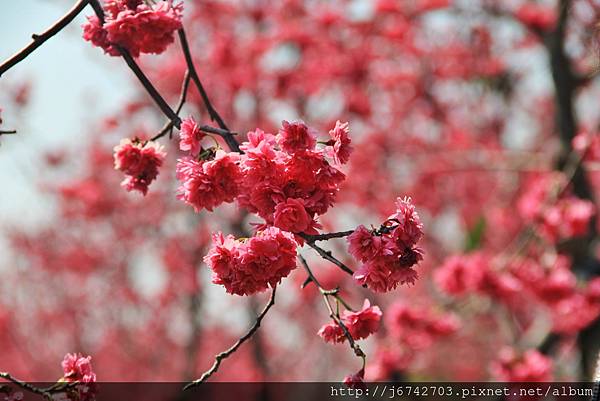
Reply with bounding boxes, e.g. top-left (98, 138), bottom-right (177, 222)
top-left (0, 372), bottom-right (52, 399)
top-left (151, 70), bottom-right (191, 141)
top-left (0, 0), bottom-right (89, 77)
top-left (298, 255), bottom-right (365, 360)
top-left (0, 130), bottom-right (17, 135)
top-left (0, 373), bottom-right (78, 400)
top-left (303, 230), bottom-right (356, 242)
top-left (88, 0), bottom-right (181, 124)
top-left (299, 234), bottom-right (354, 276)
top-left (177, 29), bottom-right (240, 152)
top-left (183, 287), bottom-right (277, 390)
